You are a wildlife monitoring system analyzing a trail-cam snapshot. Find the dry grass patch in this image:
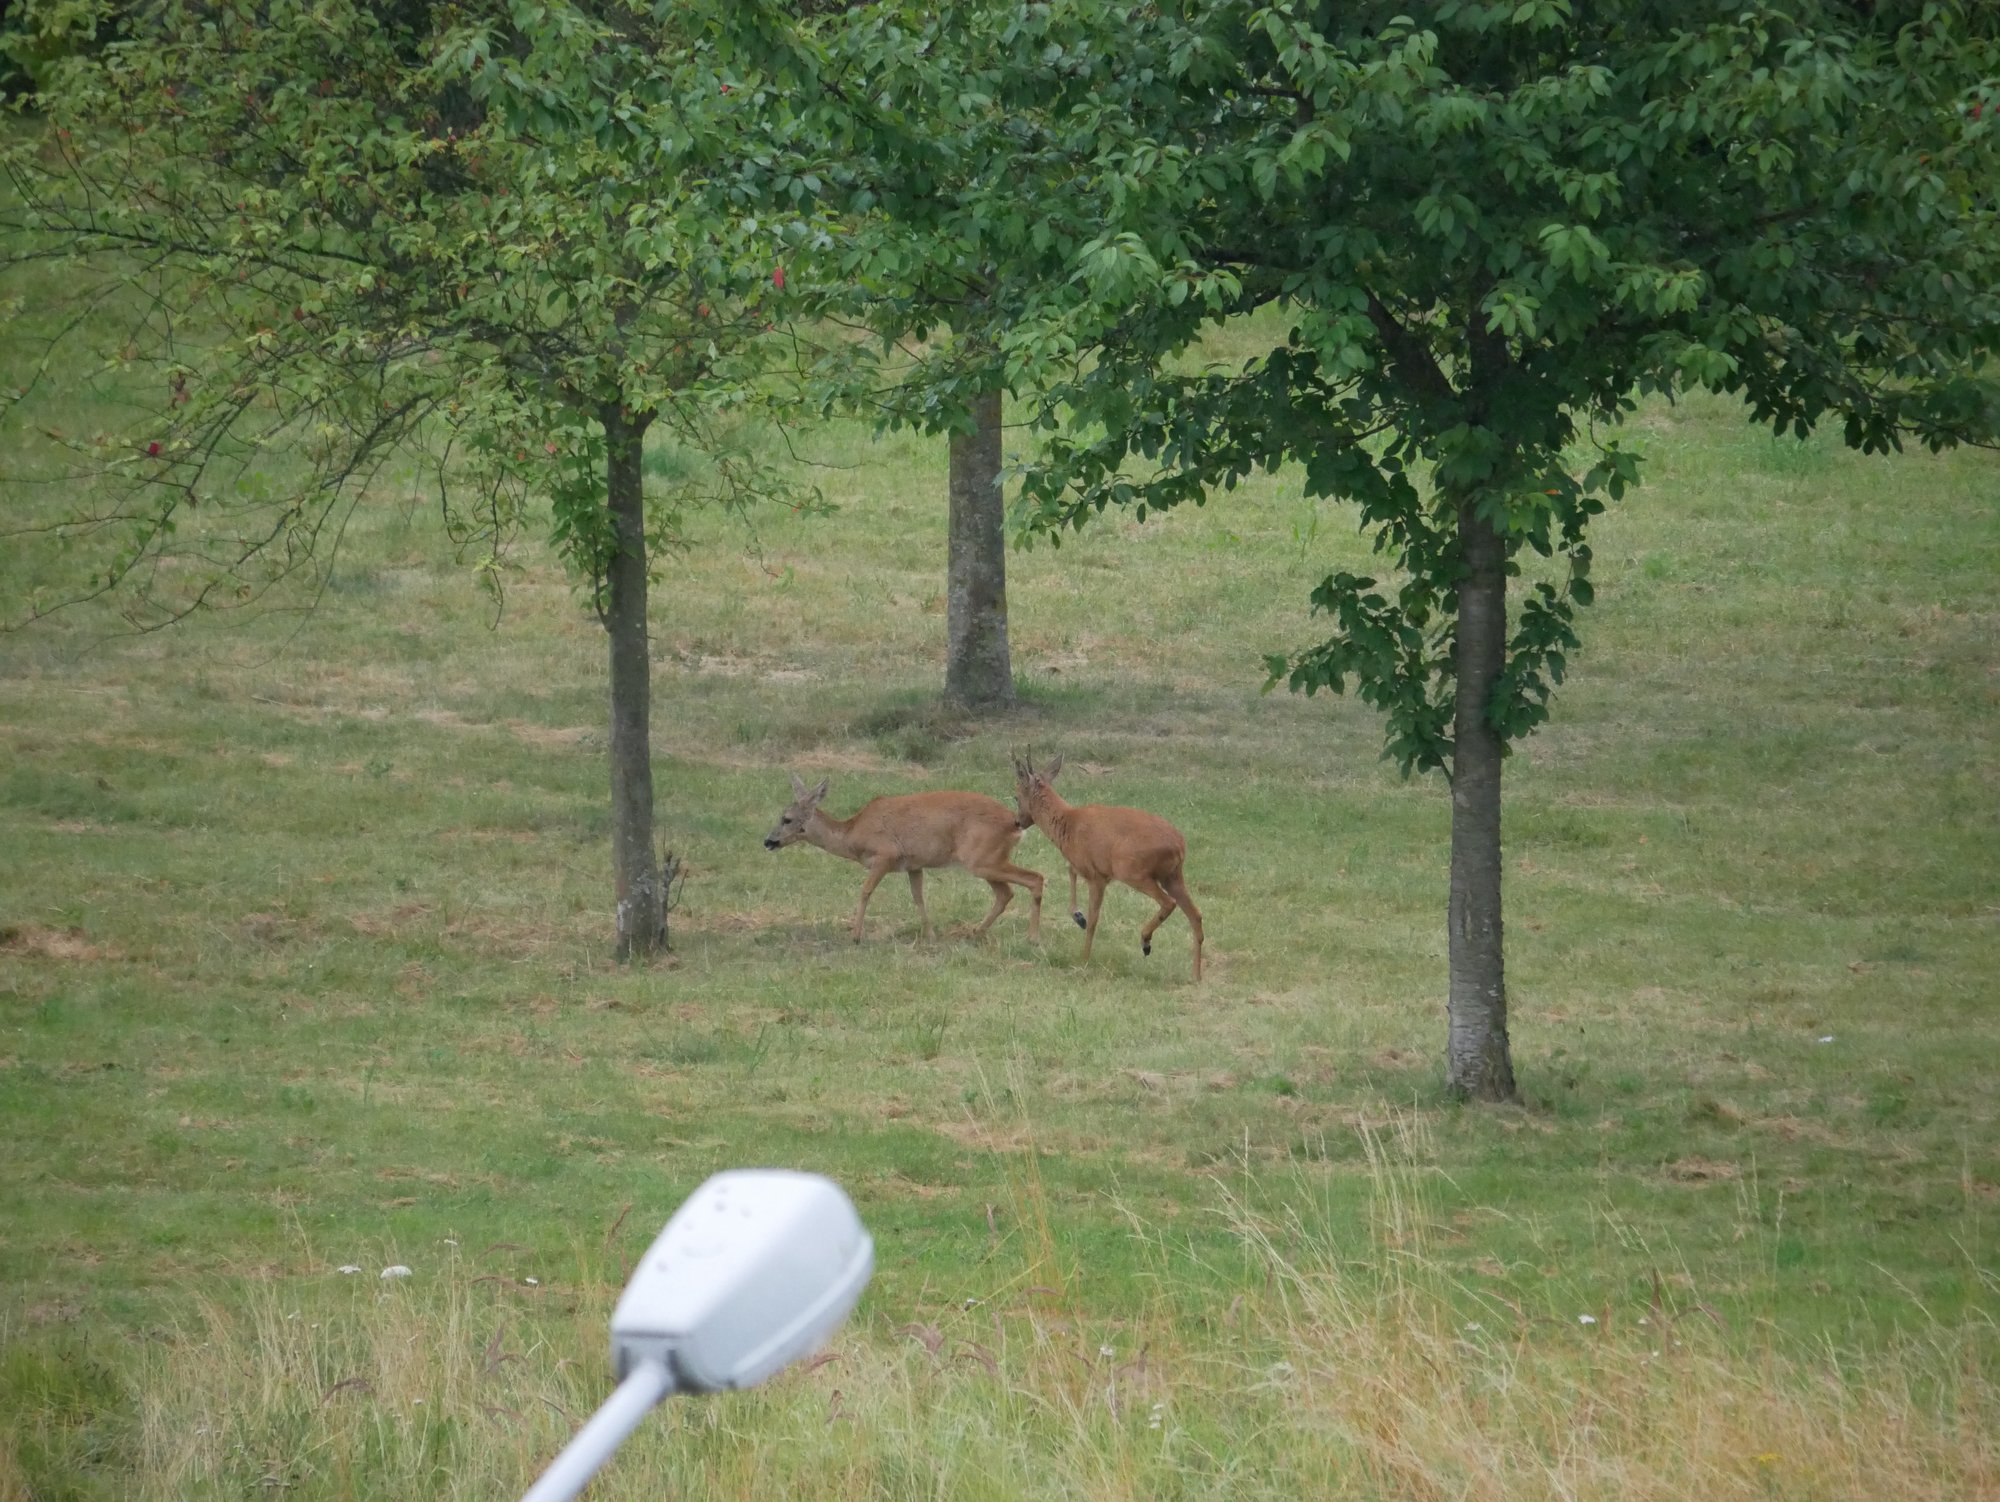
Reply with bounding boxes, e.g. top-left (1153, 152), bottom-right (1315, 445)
top-left (344, 901), bottom-right (437, 937)
top-left (1662, 1156), bottom-right (1744, 1184)
top-left (503, 719), bottom-right (594, 749)
top-left (0, 923), bottom-right (115, 961)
